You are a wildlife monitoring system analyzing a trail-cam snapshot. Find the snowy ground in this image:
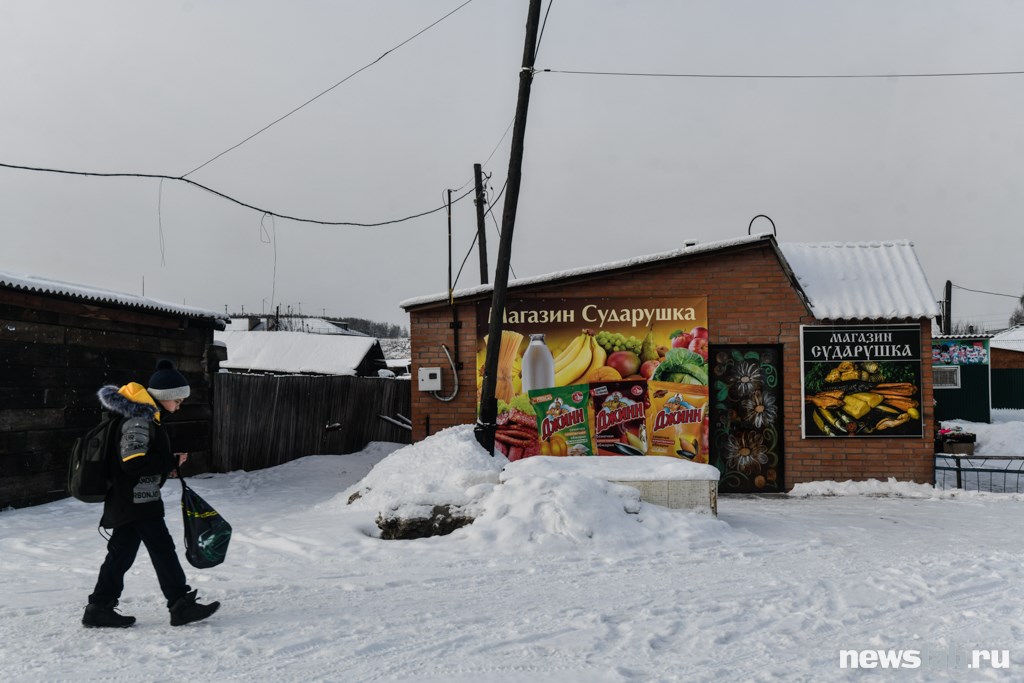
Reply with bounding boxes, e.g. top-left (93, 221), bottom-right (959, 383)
top-left (3, 417), bottom-right (1024, 682)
